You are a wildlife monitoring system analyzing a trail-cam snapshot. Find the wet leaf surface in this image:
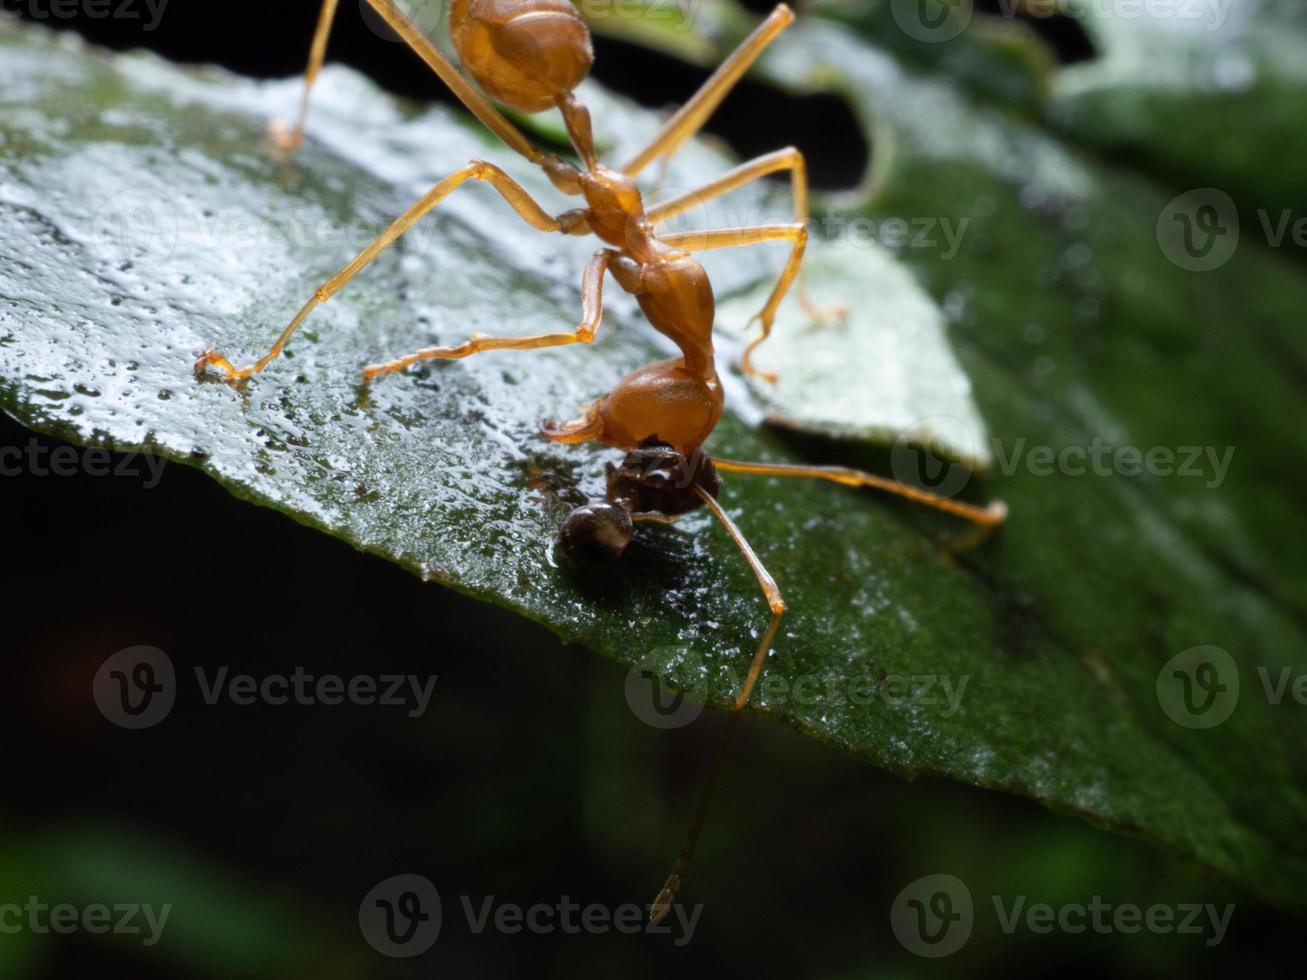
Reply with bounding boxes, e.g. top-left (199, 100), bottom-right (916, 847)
top-left (2, 14), bottom-right (1306, 913)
